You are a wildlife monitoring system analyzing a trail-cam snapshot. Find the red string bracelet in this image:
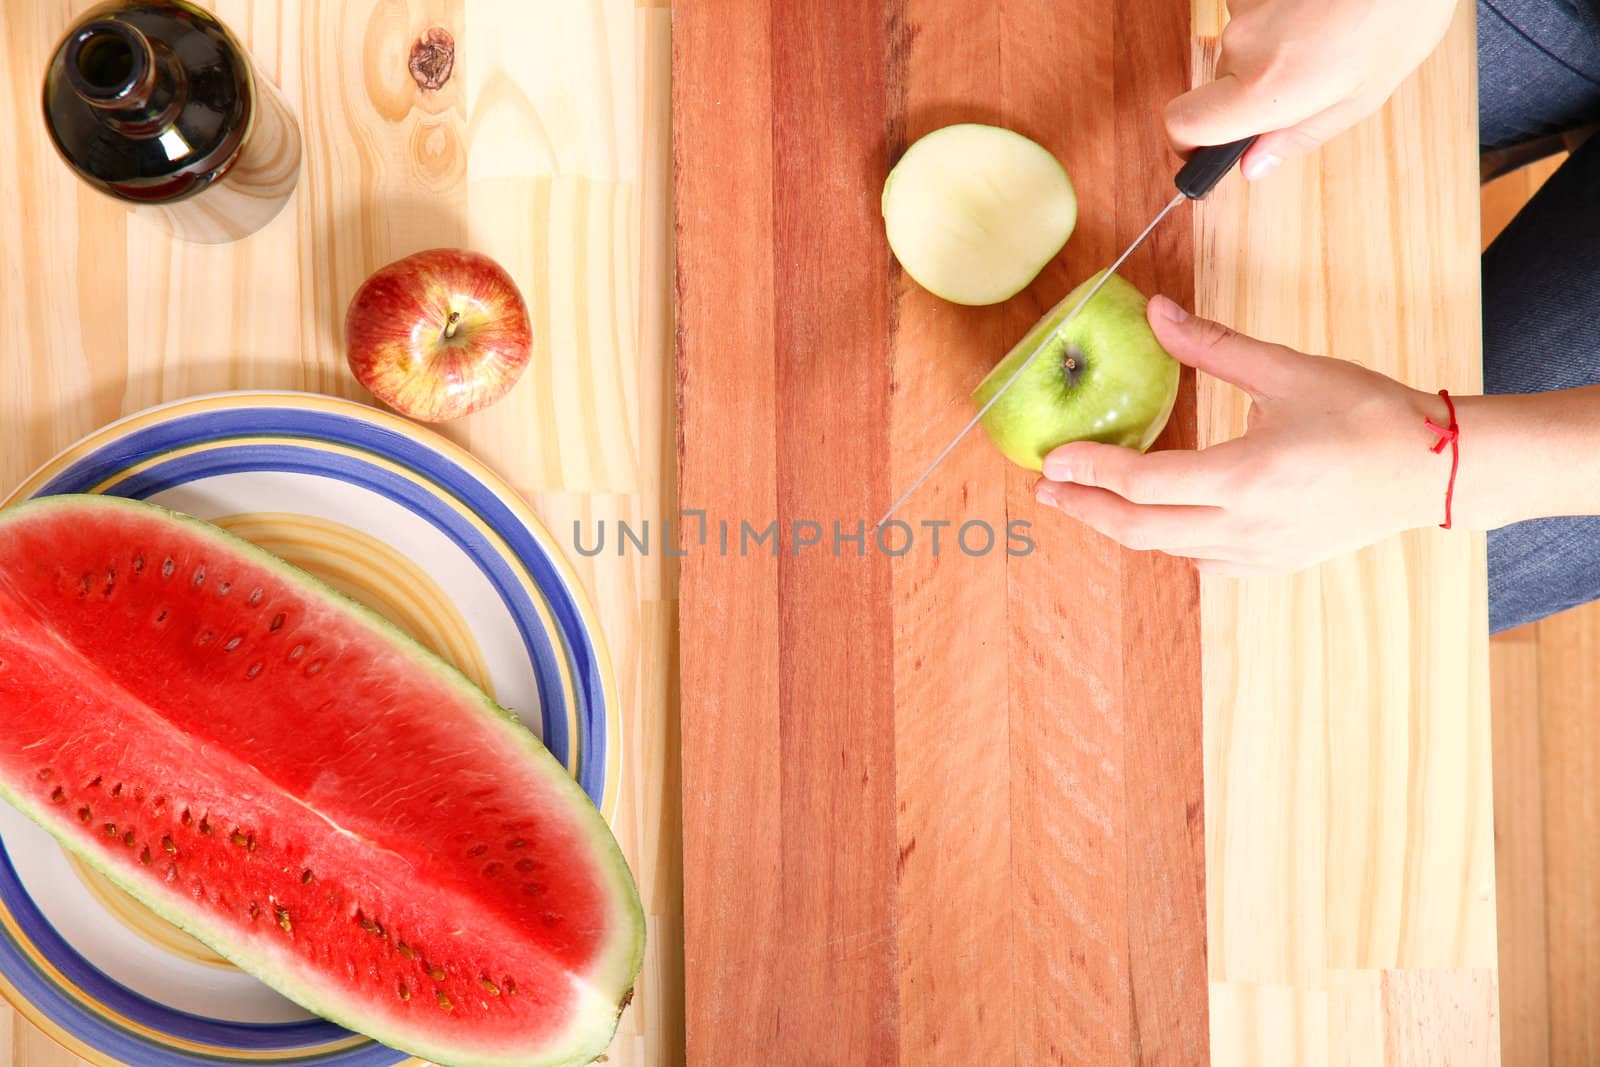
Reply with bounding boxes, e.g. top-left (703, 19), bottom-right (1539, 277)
top-left (1424, 389), bottom-right (1460, 530)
